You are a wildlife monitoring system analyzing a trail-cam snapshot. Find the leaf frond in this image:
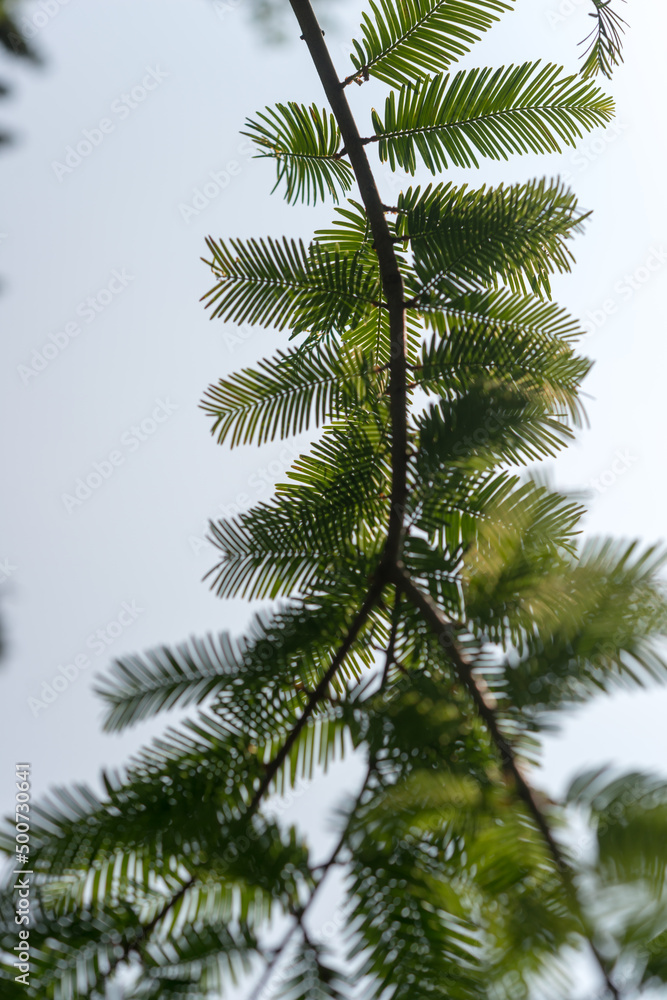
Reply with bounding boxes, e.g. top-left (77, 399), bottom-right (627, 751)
top-left (416, 299), bottom-right (591, 427)
top-left (399, 178), bottom-right (588, 298)
top-left (200, 342), bottom-right (382, 448)
top-left (206, 419), bottom-right (391, 600)
top-left (202, 237), bottom-right (381, 336)
top-left (371, 62), bottom-right (614, 174)
top-left (243, 102), bottom-right (354, 204)
top-left (95, 632), bottom-right (247, 733)
top-left (580, 1), bottom-right (627, 79)
top-left (349, 0), bottom-right (514, 87)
